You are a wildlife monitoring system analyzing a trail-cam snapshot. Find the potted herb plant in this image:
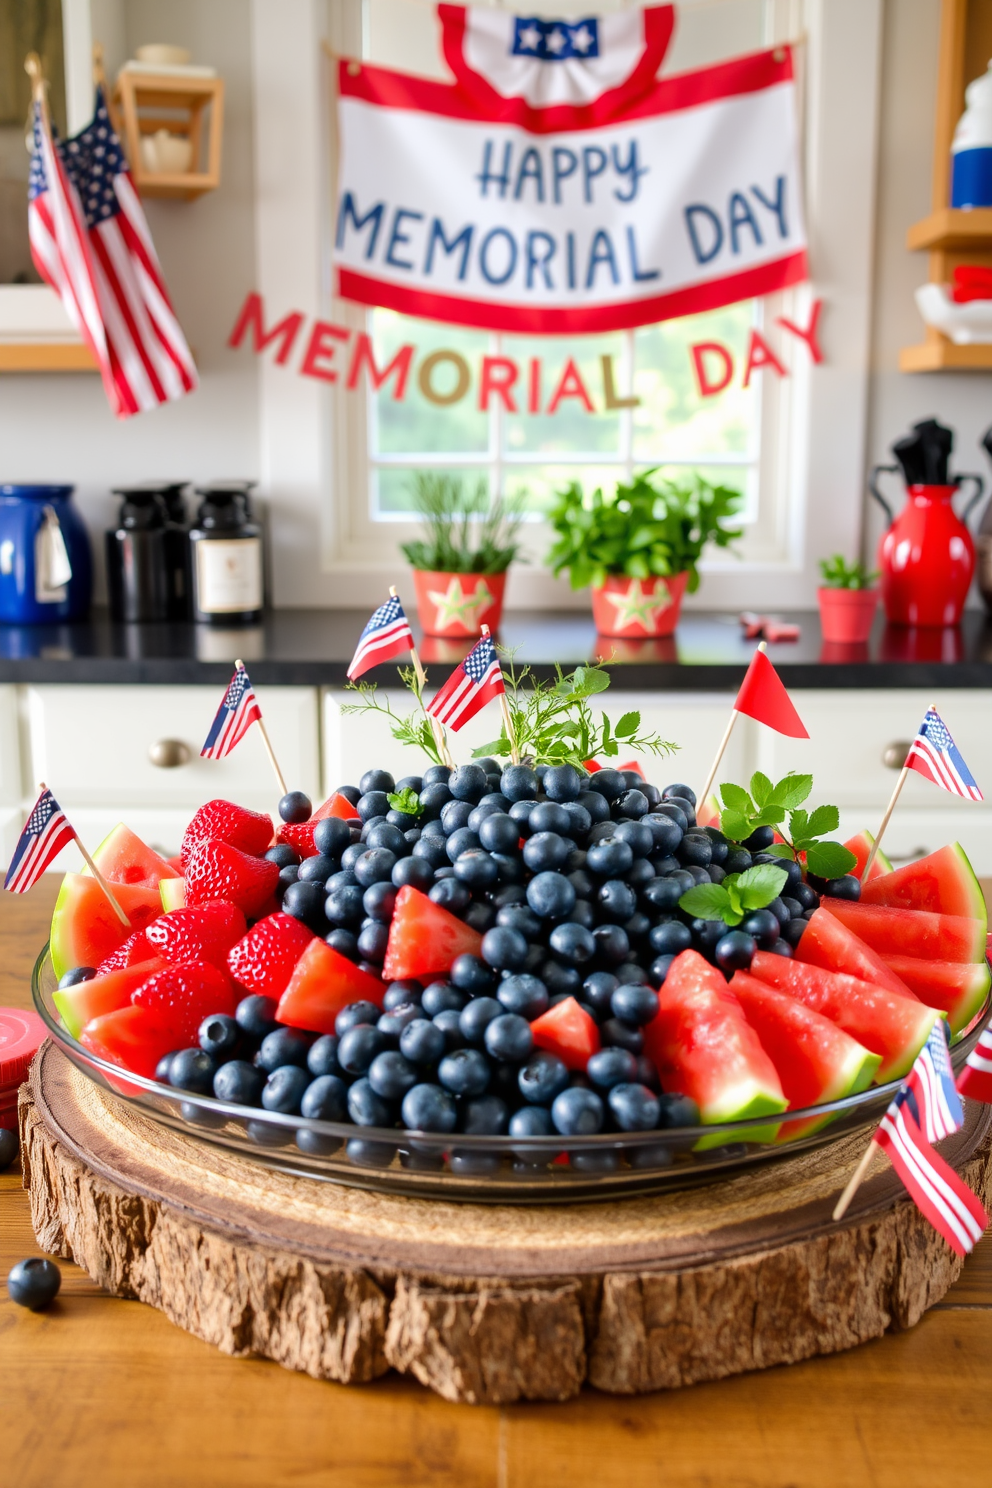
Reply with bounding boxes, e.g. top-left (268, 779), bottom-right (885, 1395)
top-left (401, 474), bottom-right (523, 638)
top-left (817, 555), bottom-right (879, 643)
top-left (546, 471), bottom-right (743, 637)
